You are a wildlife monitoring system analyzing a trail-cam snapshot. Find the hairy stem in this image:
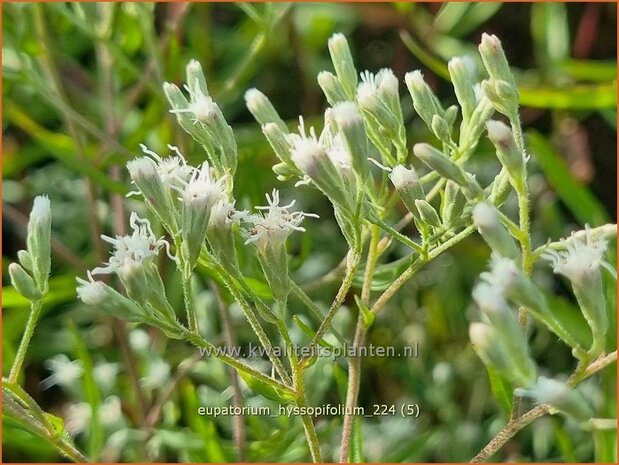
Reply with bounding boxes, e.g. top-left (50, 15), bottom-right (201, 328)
top-left (471, 350), bottom-right (617, 462)
top-left (8, 300), bottom-right (43, 384)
